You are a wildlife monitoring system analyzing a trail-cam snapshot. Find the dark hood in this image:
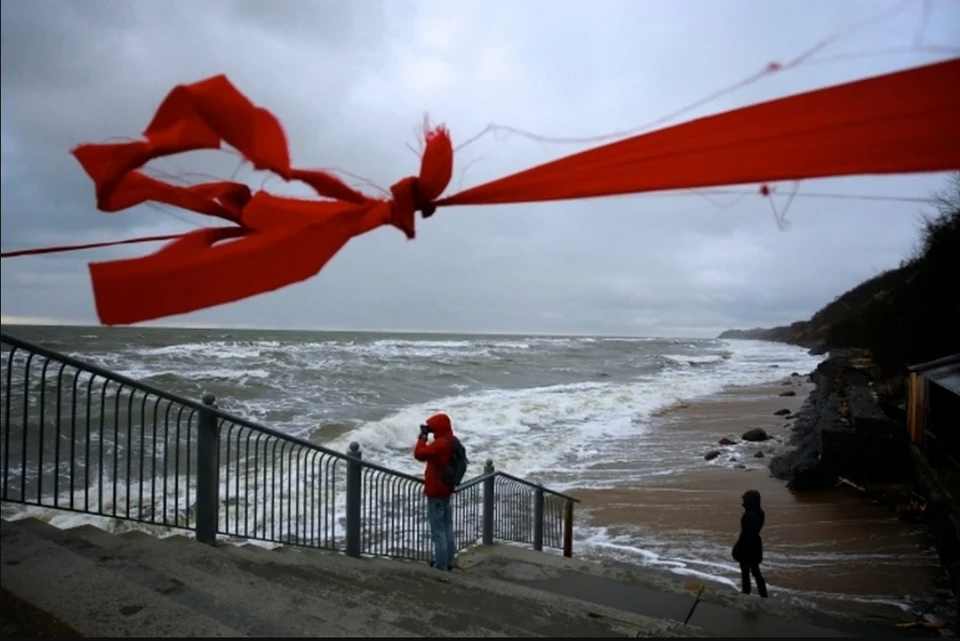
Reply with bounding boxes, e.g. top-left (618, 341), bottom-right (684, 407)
top-left (742, 490), bottom-right (762, 510)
